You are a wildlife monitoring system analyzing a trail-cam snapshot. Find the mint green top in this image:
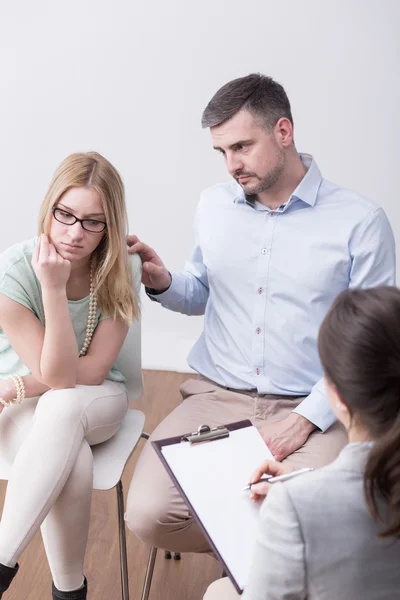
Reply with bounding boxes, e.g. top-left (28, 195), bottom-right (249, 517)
top-left (0, 237), bottom-right (125, 384)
